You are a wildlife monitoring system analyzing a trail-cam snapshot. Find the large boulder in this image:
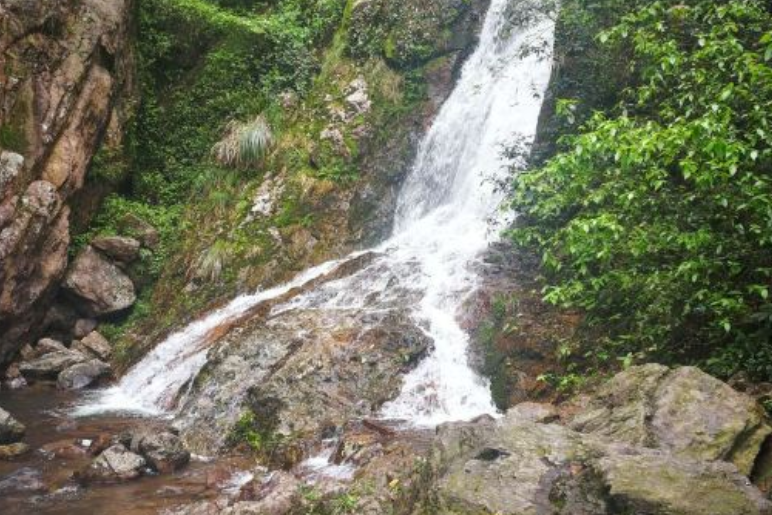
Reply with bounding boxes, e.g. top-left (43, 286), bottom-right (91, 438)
top-left (569, 364), bottom-right (772, 476)
top-left (0, 407), bottom-right (25, 444)
top-left (91, 235), bottom-right (141, 263)
top-left (80, 444), bottom-right (147, 482)
top-left (62, 246), bottom-right (136, 316)
top-left (433, 408), bottom-right (772, 515)
top-left (130, 430), bottom-right (190, 473)
top-left (18, 349), bottom-right (88, 379)
top-left (57, 359), bottom-right (111, 390)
